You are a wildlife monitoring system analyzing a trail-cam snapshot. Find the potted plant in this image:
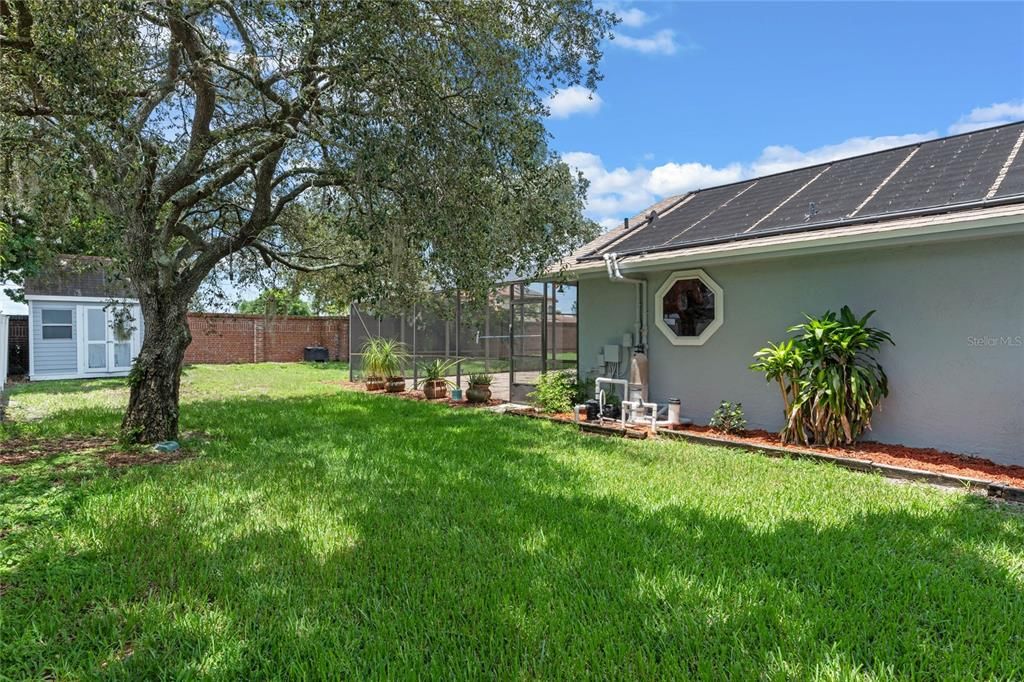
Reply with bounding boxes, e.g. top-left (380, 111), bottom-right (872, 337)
top-left (360, 338), bottom-right (387, 391)
top-left (466, 372), bottom-right (493, 404)
top-left (382, 339), bottom-right (410, 393)
top-left (419, 358), bottom-right (458, 399)
top-left (361, 338), bottom-right (408, 392)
